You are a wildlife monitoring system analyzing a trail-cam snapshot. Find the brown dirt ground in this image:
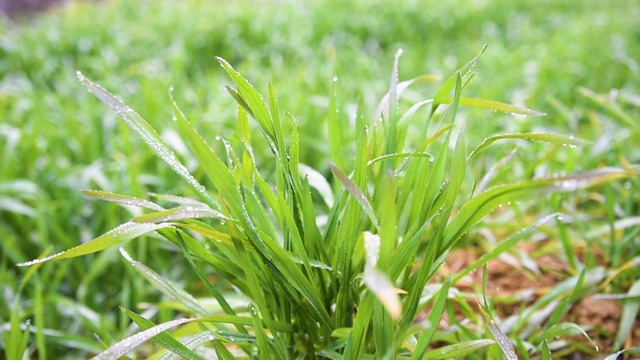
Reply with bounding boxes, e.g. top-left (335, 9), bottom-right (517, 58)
top-left (437, 241), bottom-right (640, 360)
